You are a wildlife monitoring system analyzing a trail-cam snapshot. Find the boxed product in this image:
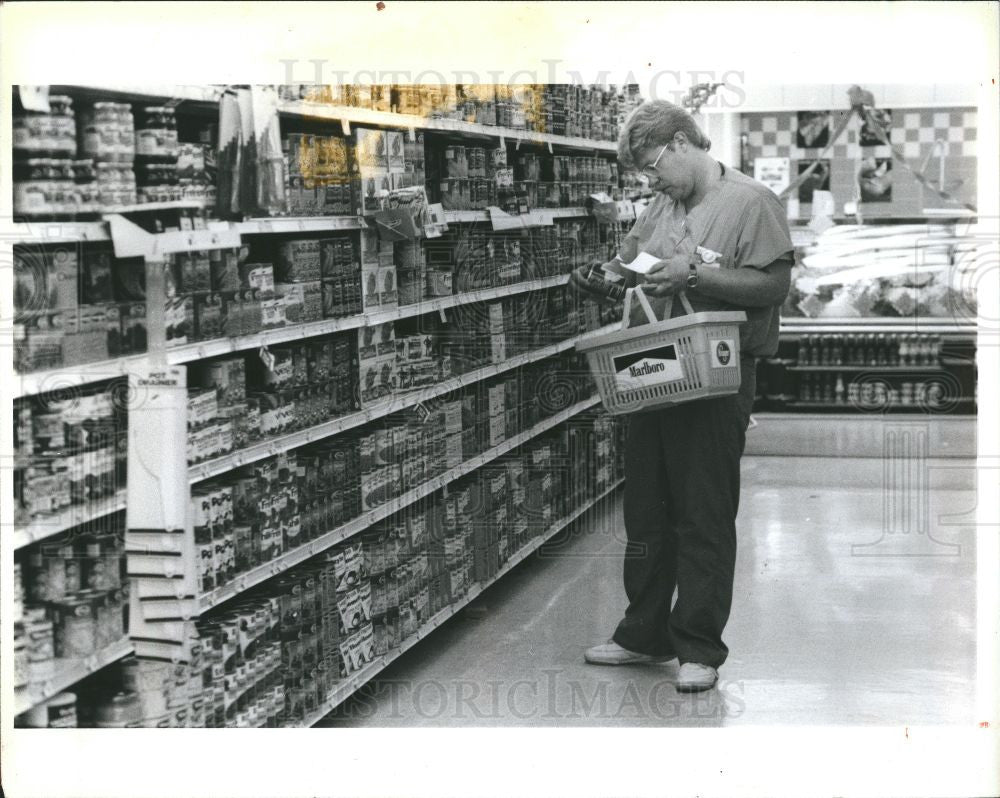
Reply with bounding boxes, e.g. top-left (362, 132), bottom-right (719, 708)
top-left (278, 281), bottom-right (323, 324)
top-left (276, 240), bottom-right (322, 283)
top-left (378, 266), bottom-right (398, 308)
top-left (354, 128), bottom-right (388, 169)
top-left (424, 269), bottom-right (453, 297)
top-left (241, 263), bottom-right (276, 297)
top-left (361, 264), bottom-right (380, 310)
top-left (386, 131), bottom-right (405, 172)
top-left (358, 168), bottom-right (391, 214)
